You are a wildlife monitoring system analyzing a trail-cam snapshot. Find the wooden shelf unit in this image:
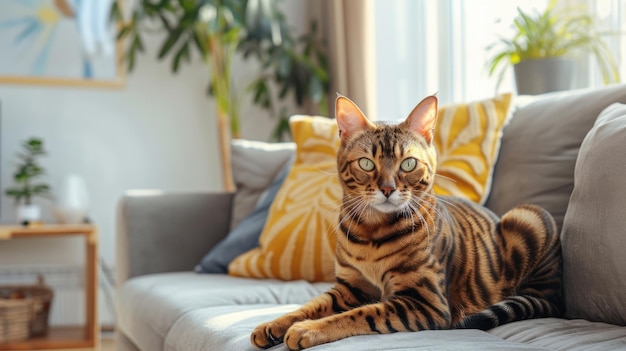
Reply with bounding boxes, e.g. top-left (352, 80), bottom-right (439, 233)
top-left (0, 224), bottom-right (99, 350)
